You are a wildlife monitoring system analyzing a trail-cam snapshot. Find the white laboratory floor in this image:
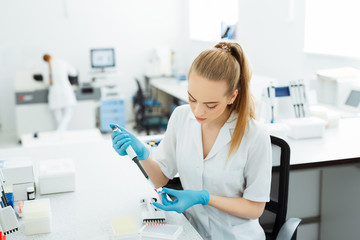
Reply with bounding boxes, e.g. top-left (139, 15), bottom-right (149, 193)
top-left (0, 120), bottom-right (166, 149)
